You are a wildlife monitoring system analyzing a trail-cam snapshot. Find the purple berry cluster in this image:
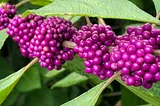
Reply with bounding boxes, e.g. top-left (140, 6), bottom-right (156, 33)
top-left (29, 17), bottom-right (76, 70)
top-left (112, 23), bottom-right (160, 89)
top-left (0, 3), bottom-right (16, 30)
top-left (7, 14), bottom-right (46, 57)
top-left (124, 23), bottom-right (160, 49)
top-left (73, 24), bottom-right (116, 80)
